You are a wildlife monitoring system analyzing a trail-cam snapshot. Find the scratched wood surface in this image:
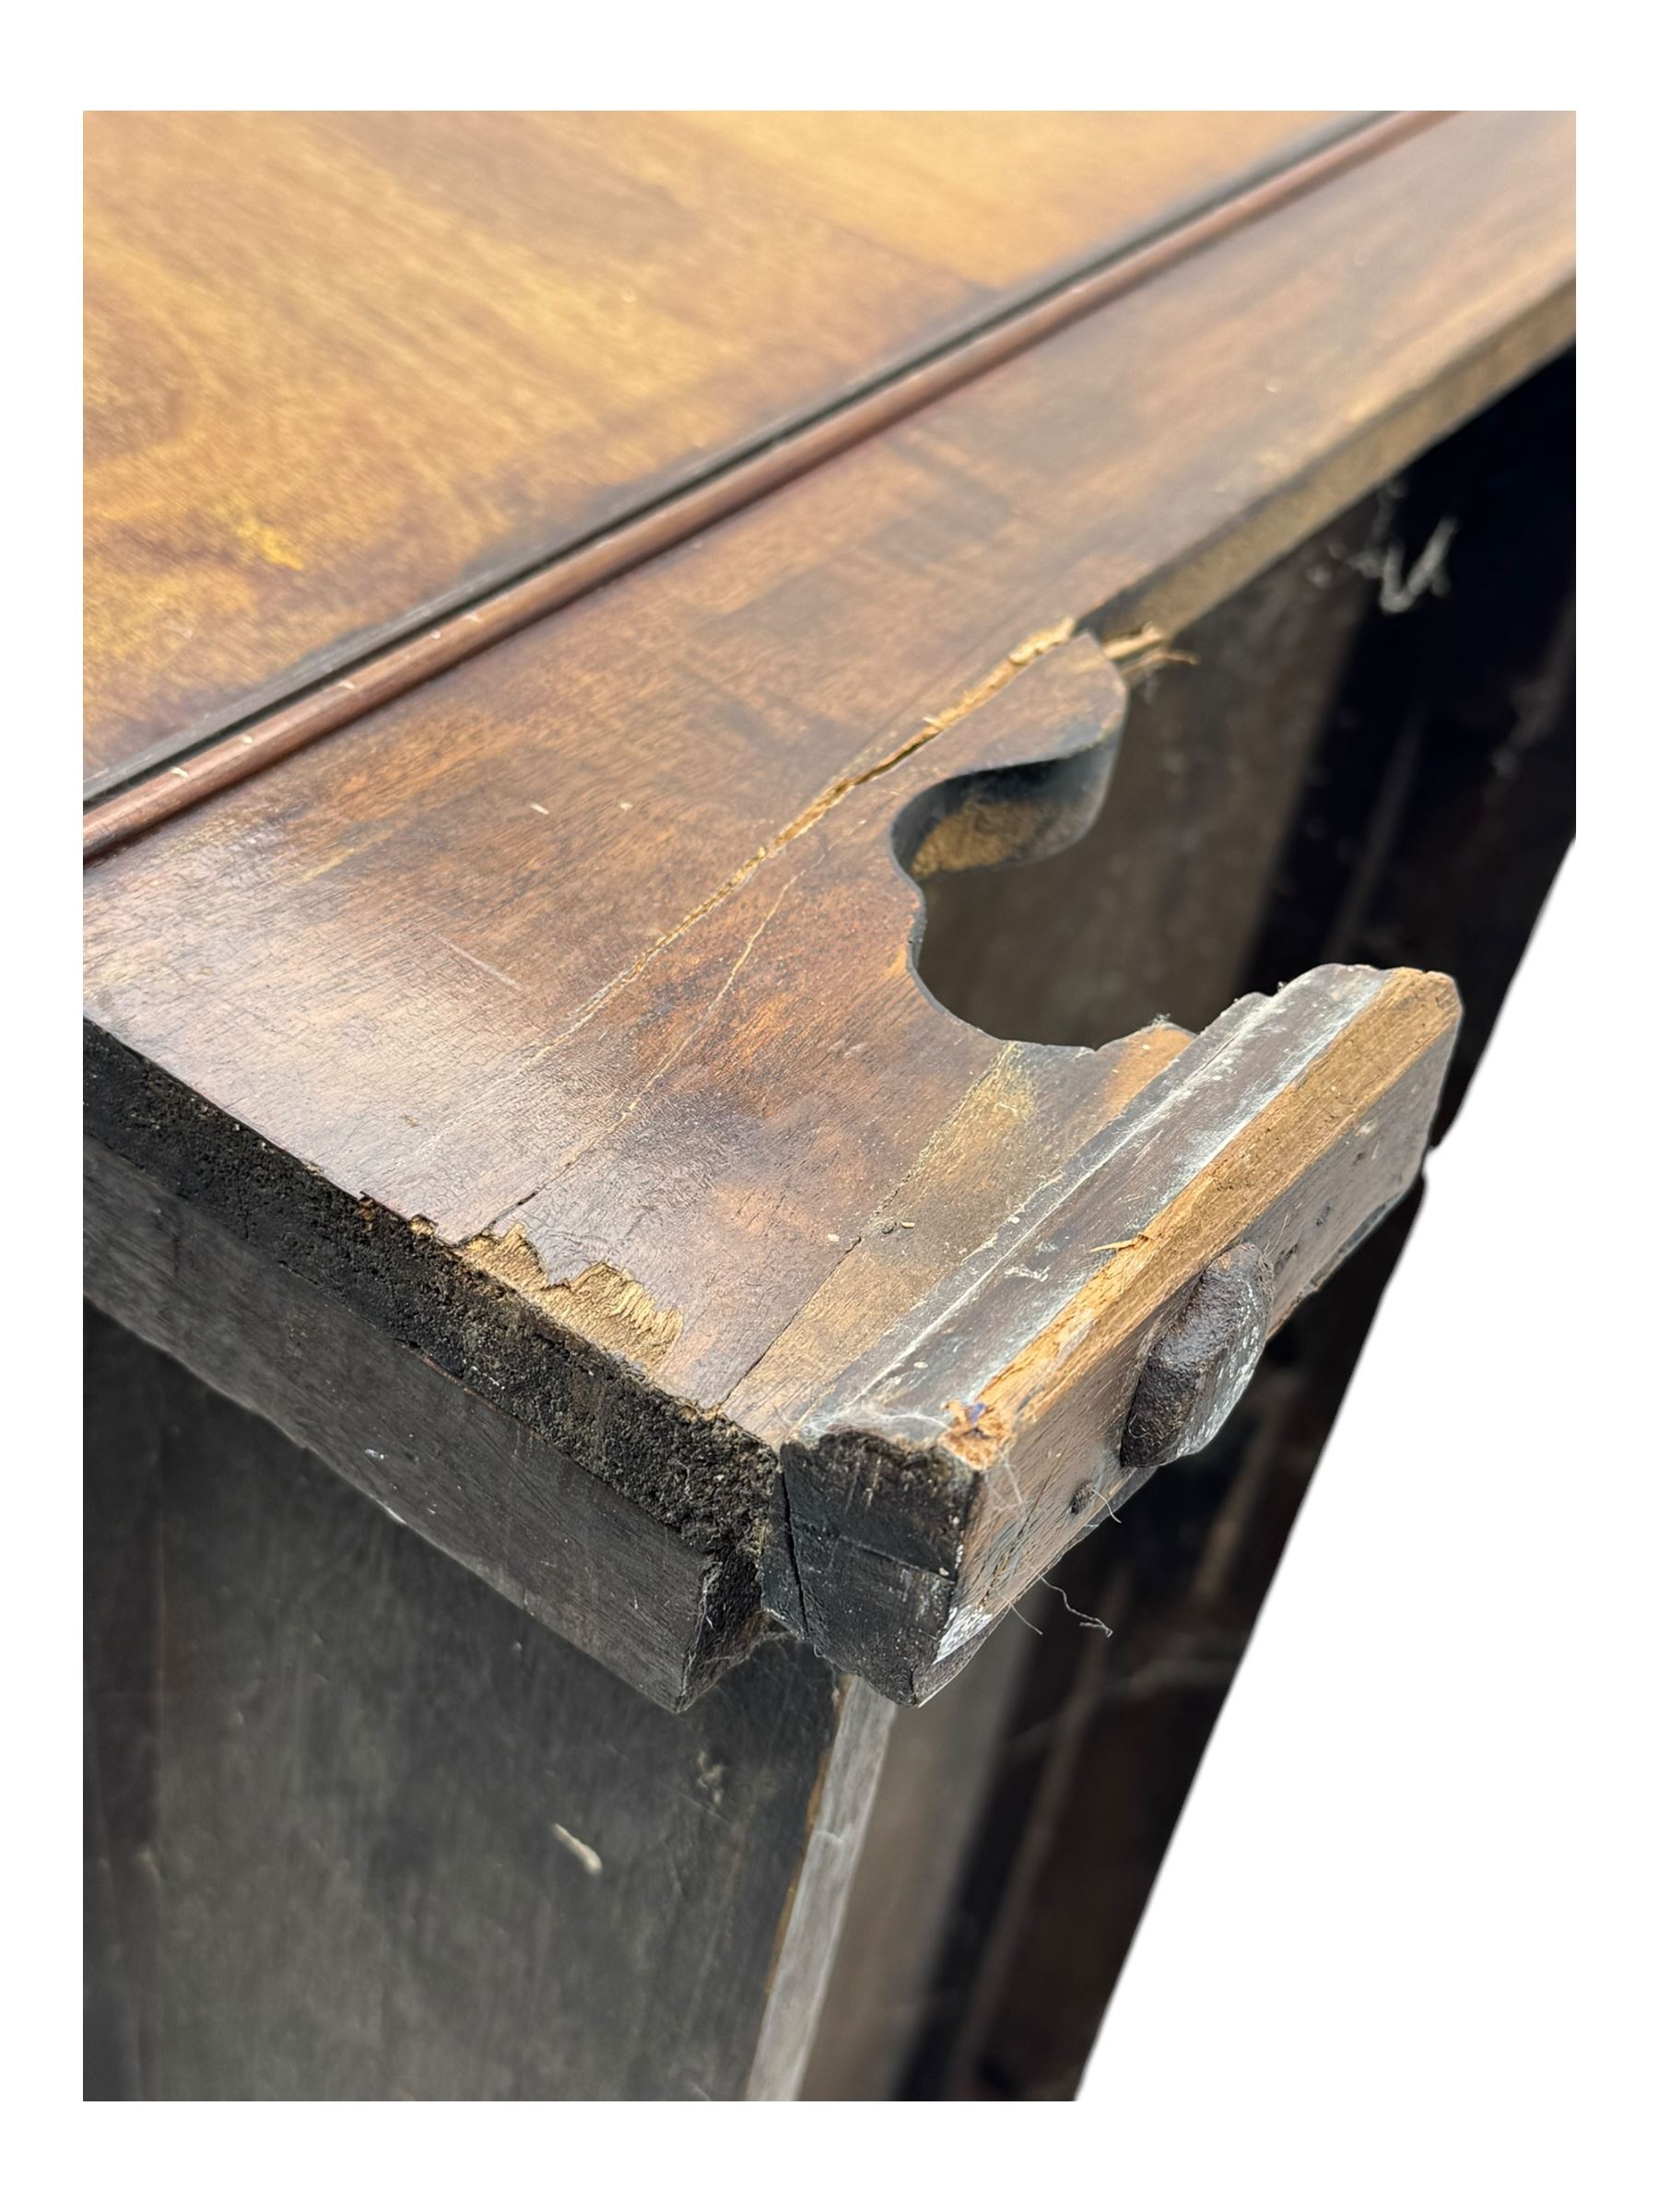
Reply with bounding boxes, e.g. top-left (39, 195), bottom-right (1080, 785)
top-left (802, 520), bottom-right (1387, 2093)
top-left (85, 111), bottom-right (1571, 1702)
top-left (84, 1139), bottom-right (751, 1710)
top-left (912, 362), bottom-right (1578, 2097)
top-left (84, 1306), bottom-right (888, 2099)
top-left (84, 108), bottom-right (1353, 786)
